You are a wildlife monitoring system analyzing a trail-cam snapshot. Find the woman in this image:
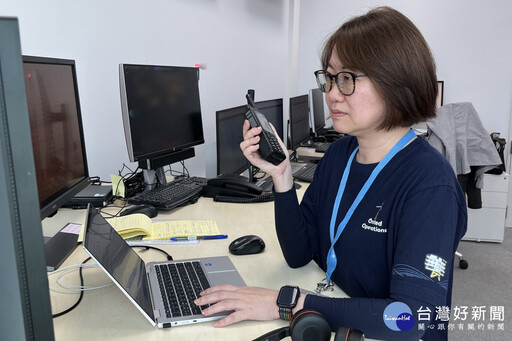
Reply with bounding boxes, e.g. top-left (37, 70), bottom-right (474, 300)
top-left (195, 7), bottom-right (466, 340)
